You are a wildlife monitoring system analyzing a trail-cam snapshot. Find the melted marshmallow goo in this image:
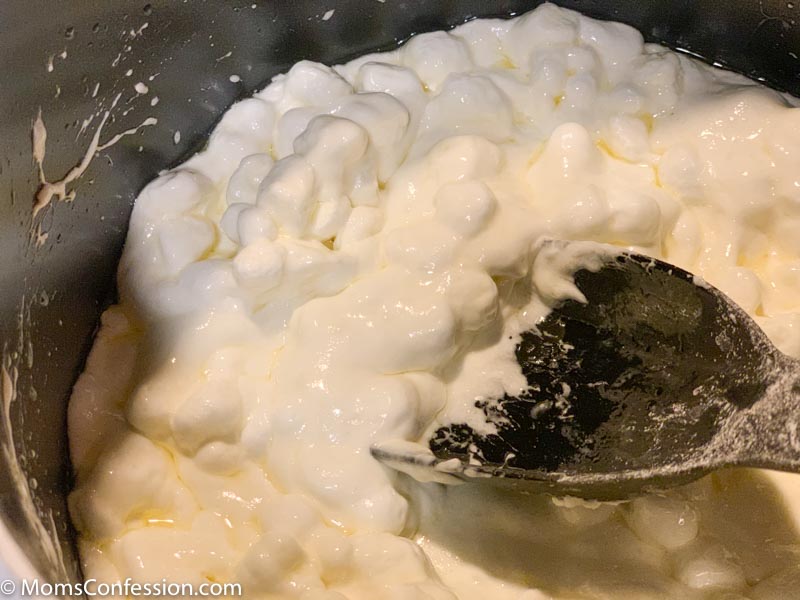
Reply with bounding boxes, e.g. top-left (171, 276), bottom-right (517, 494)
top-left (68, 4), bottom-right (800, 599)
